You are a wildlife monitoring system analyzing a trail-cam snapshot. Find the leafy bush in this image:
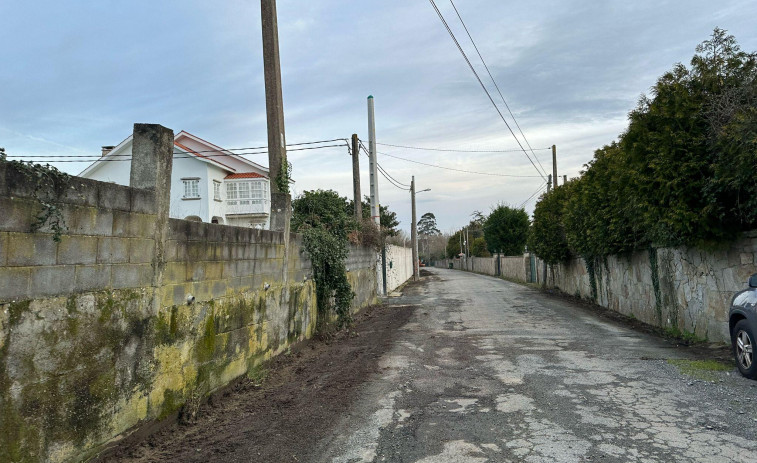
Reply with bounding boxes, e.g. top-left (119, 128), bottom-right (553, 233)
top-left (292, 190), bottom-right (355, 327)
